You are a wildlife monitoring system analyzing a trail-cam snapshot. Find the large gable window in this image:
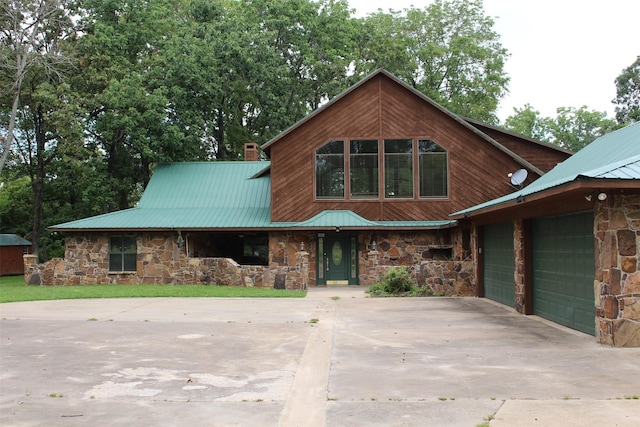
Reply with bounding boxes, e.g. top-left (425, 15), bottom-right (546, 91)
top-left (350, 140), bottom-right (378, 199)
top-left (419, 139), bottom-right (448, 198)
top-left (316, 139), bottom-right (345, 199)
top-left (109, 236), bottom-right (137, 272)
top-left (384, 139), bottom-right (413, 198)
